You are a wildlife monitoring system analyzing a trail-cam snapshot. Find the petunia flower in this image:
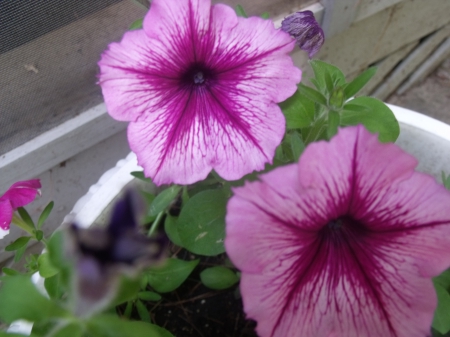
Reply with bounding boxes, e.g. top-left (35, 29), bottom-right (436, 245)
top-left (281, 10), bottom-right (324, 58)
top-left (98, 0), bottom-right (301, 185)
top-left (225, 126), bottom-right (450, 337)
top-left (0, 180), bottom-right (41, 238)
